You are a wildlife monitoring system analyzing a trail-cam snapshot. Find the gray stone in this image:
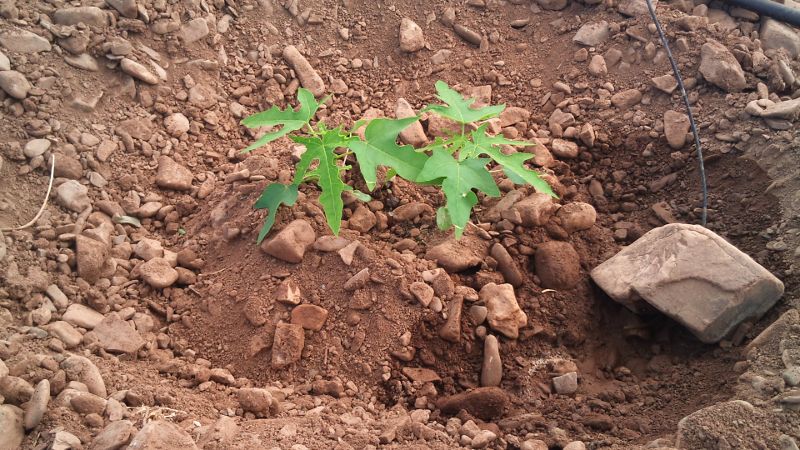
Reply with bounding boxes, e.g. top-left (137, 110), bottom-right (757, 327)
top-left (128, 421), bottom-right (198, 450)
top-left (63, 304), bottom-right (104, 329)
top-left (261, 219), bottom-right (315, 263)
top-left (155, 156), bottom-right (193, 190)
top-left (399, 18), bottom-right (425, 52)
top-left (699, 40), bottom-right (746, 92)
top-left (396, 98), bottom-right (427, 147)
top-left (573, 21), bottom-right (609, 46)
top-left (0, 405), bottom-right (24, 450)
top-left (481, 334), bottom-right (502, 387)
top-left (138, 257), bottom-right (179, 288)
top-left (514, 192), bottom-right (560, 226)
top-left (62, 355), bottom-right (106, 397)
top-left (90, 420), bottom-right (136, 450)
top-left (24, 379), bottom-right (50, 430)
top-left (91, 313), bottom-right (145, 354)
top-left (0, 70), bottom-right (30, 99)
top-left (480, 283), bottom-right (527, 339)
top-left (181, 18), bottom-right (210, 44)
top-left (120, 58), bottom-right (159, 85)
top-left (282, 45), bottom-right (325, 97)
top-left (24, 139), bottom-right (50, 158)
top-left (761, 98), bottom-right (800, 120)
top-left (761, 18), bottom-right (800, 58)
top-left (54, 7), bottom-right (109, 27)
top-left (553, 371), bottom-right (578, 394)
top-left (591, 224), bottom-right (784, 343)
top-left (618, 0), bottom-right (657, 16)
top-left (52, 431), bottom-right (82, 450)
top-left (164, 113), bottom-right (190, 137)
top-left (0, 28), bottom-right (52, 53)
top-left (57, 180), bottom-right (91, 212)
top-left (556, 202), bottom-right (596, 233)
top-left (64, 53), bottom-right (100, 71)
top-left (663, 110), bottom-right (690, 149)
top-left (106, 0), bottom-right (138, 19)
top-left (0, 50), bottom-right (9, 70)
top-left (536, 0), bottom-right (569, 10)
top-left (45, 321), bottom-right (83, 348)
